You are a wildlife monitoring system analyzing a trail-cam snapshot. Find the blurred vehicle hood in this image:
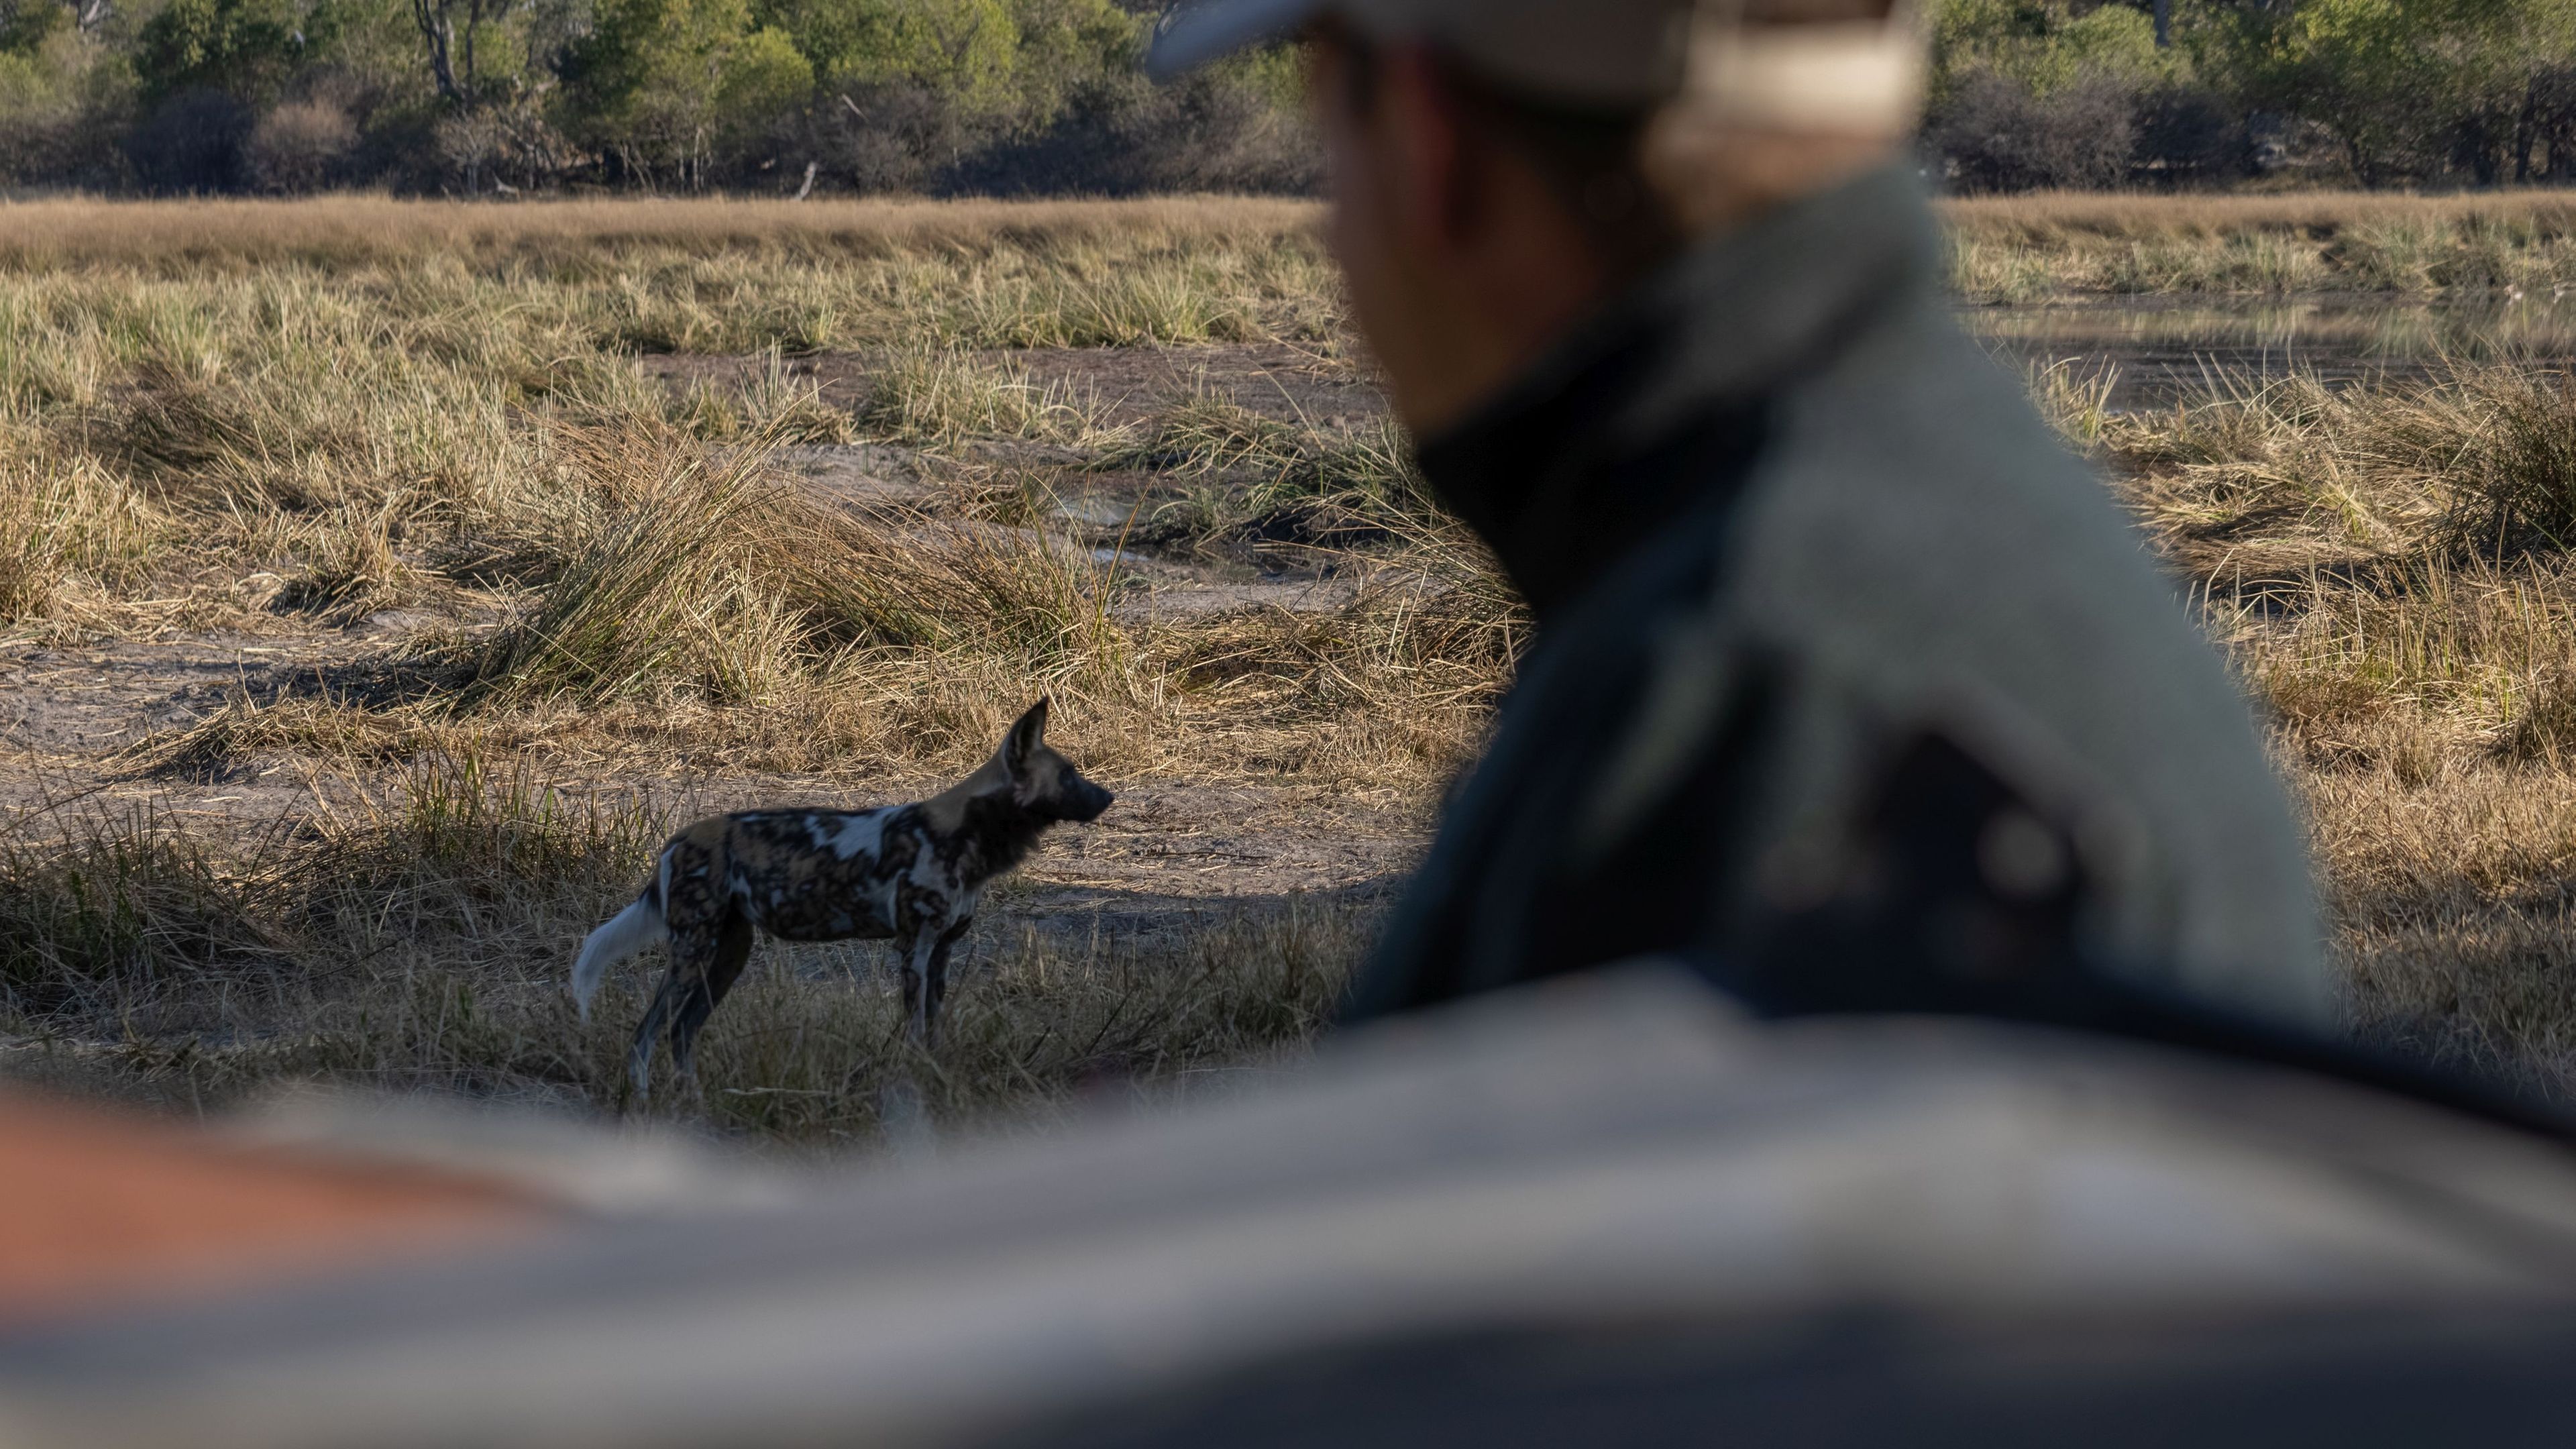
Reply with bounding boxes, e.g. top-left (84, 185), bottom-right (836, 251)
top-left (6, 969), bottom-right (2576, 1446)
